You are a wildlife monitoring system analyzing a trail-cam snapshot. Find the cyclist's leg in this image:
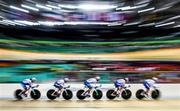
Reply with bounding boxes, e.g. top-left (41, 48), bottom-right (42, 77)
top-left (143, 81), bottom-right (150, 96)
top-left (82, 81), bottom-right (92, 96)
top-left (20, 82), bottom-right (29, 97)
top-left (111, 81), bottom-right (119, 96)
